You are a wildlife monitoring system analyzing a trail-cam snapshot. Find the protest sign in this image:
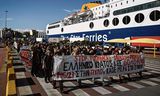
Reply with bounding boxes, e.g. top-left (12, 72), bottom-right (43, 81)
top-left (53, 54), bottom-right (144, 80)
top-left (20, 49), bottom-right (32, 67)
